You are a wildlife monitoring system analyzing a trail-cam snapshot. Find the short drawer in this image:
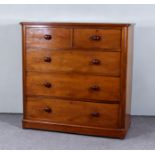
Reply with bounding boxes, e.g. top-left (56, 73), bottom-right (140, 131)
top-left (26, 49), bottom-right (120, 76)
top-left (25, 97), bottom-right (119, 128)
top-left (73, 28), bottom-right (121, 50)
top-left (26, 72), bottom-right (120, 101)
top-left (26, 27), bottom-right (72, 49)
